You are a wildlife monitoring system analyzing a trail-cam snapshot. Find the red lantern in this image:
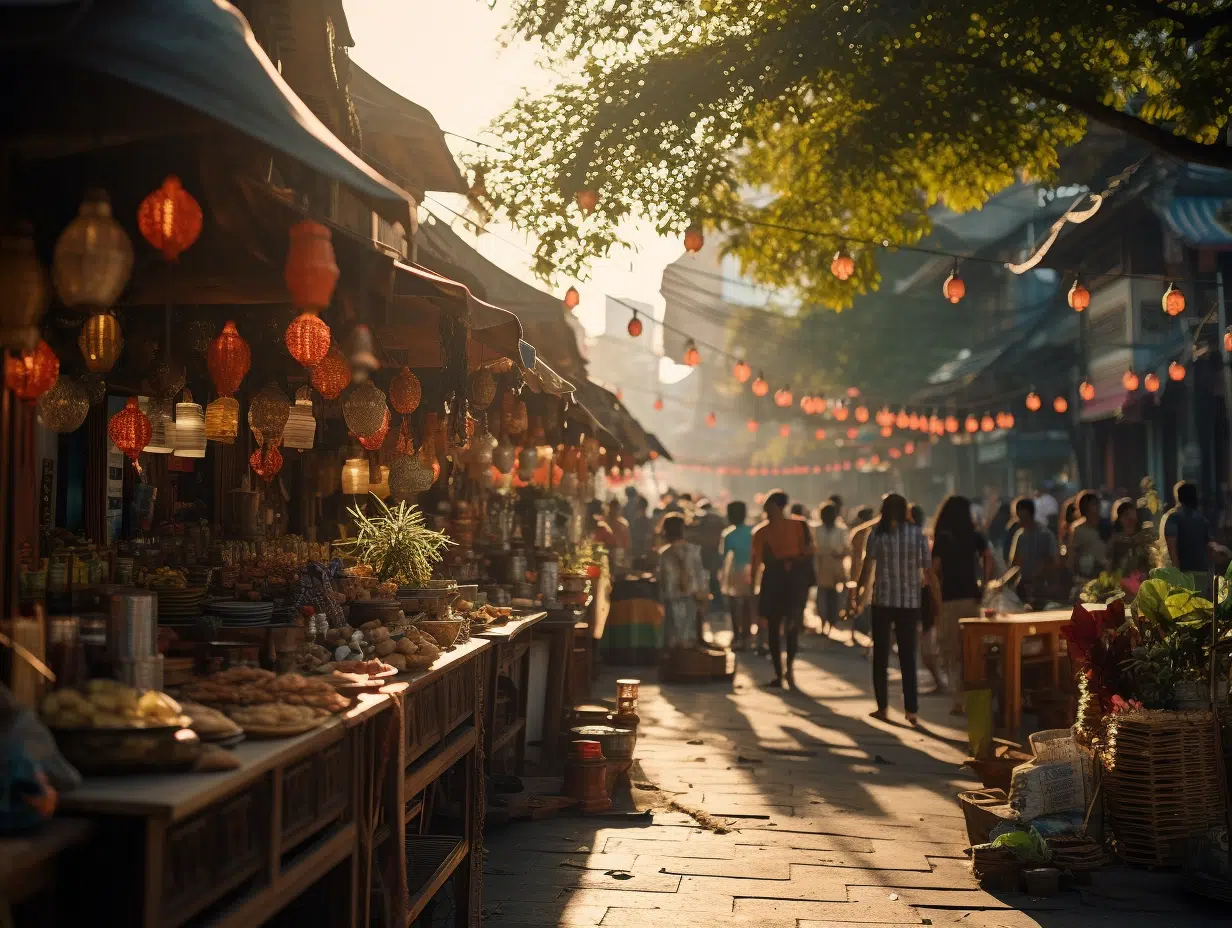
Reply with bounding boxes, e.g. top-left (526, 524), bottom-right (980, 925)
top-left (1162, 283), bottom-right (1185, 316)
top-left (834, 406), bottom-right (849, 422)
top-left (284, 311), bottom-right (331, 368)
top-left (706, 411), bottom-right (717, 428)
top-left (875, 407), bottom-right (892, 427)
top-left (889, 447), bottom-right (902, 459)
top-left (904, 441), bottom-right (916, 454)
top-left (895, 411), bottom-right (909, 429)
top-left (846, 427), bottom-right (858, 439)
top-left (1225, 328), bottom-right (1232, 354)
top-left (856, 457), bottom-right (866, 469)
top-left (774, 387), bottom-right (793, 408)
top-left (285, 220), bottom-right (339, 312)
top-left (746, 418), bottom-right (759, 432)
top-left (1025, 392), bottom-right (1042, 411)
top-left (880, 426), bottom-right (892, 438)
top-left (5, 339), bottom-right (59, 401)
top-left (358, 408), bottom-right (390, 450)
top-left (980, 414), bottom-right (995, 432)
top-left (563, 286), bottom-right (580, 310)
top-left (943, 265), bottom-right (965, 304)
top-left (682, 339), bottom-right (701, 366)
top-left (854, 406), bottom-right (869, 423)
top-left (684, 224), bottom-right (704, 253)
top-left (627, 314), bottom-right (643, 337)
top-left (389, 367), bottom-right (422, 414)
top-left (830, 249), bottom-right (855, 281)
top-left (1079, 381), bottom-right (1095, 401)
top-left (1053, 396), bottom-right (1069, 413)
top-left (1122, 368), bottom-right (1140, 391)
top-left (1144, 372), bottom-right (1161, 392)
top-left (814, 428), bottom-right (826, 440)
top-left (575, 189), bottom-right (599, 214)
top-left (311, 346), bottom-right (351, 399)
top-left (108, 396), bottom-right (152, 471)
top-left (1067, 279), bottom-right (1090, 312)
top-left (733, 360), bottom-right (751, 383)
top-left (137, 176), bottom-right (202, 261)
top-left (964, 415), bottom-right (979, 433)
top-left (1169, 361), bottom-right (1186, 381)
top-left (207, 321), bottom-right (250, 396)
top-left (944, 415), bottom-right (959, 434)
top-left (249, 444), bottom-right (283, 482)
top-left (1003, 413), bottom-right (1015, 429)
top-left (751, 374), bottom-right (769, 397)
